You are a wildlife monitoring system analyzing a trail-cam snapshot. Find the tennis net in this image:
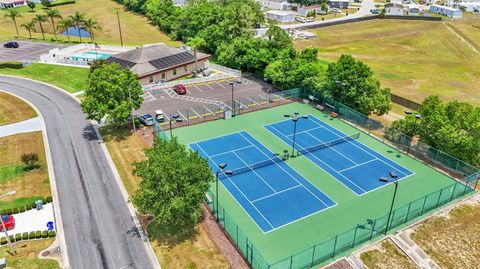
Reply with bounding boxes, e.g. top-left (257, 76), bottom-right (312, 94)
top-left (297, 132), bottom-right (360, 155)
top-left (218, 155), bottom-right (284, 179)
